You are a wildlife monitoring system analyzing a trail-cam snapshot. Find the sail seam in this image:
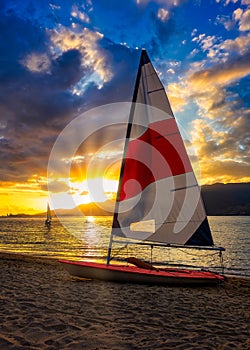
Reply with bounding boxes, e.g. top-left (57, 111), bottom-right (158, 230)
top-left (142, 67), bottom-right (149, 105)
top-left (171, 184), bottom-right (198, 192)
top-left (159, 220), bottom-right (204, 224)
top-left (147, 88), bottom-right (165, 94)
